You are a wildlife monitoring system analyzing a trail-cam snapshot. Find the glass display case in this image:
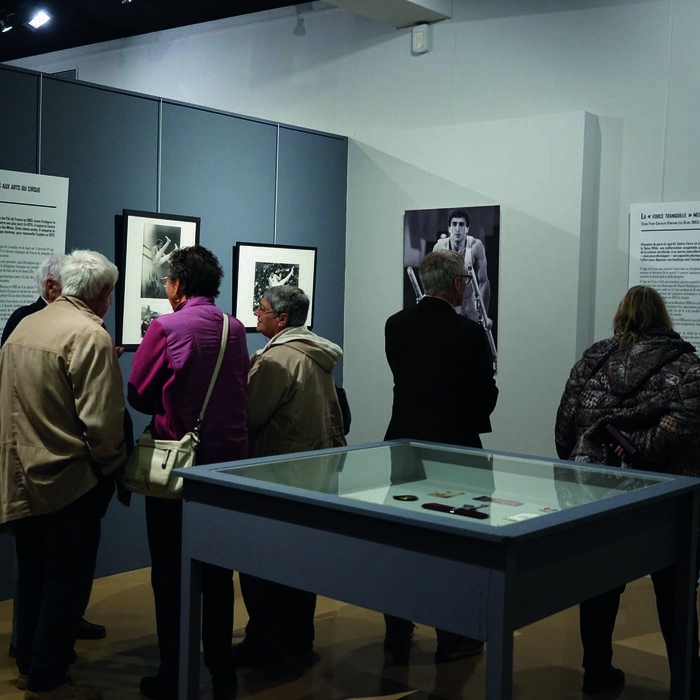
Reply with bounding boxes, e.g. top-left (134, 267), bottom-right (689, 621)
top-left (217, 441), bottom-right (669, 528)
top-left (177, 441), bottom-right (699, 700)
